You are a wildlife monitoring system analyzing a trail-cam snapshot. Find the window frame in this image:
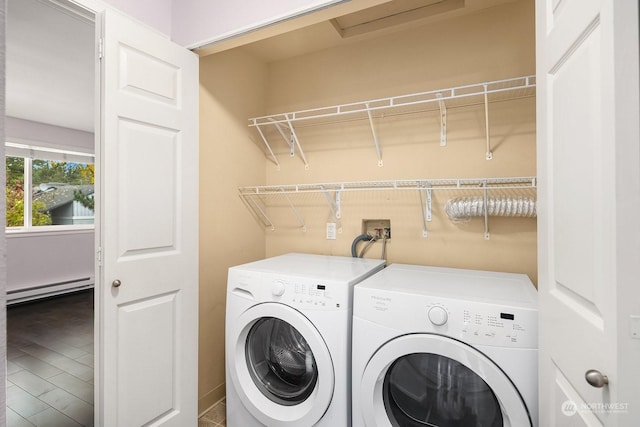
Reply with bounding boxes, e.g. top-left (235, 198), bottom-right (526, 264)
top-left (5, 141), bottom-right (96, 233)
